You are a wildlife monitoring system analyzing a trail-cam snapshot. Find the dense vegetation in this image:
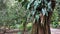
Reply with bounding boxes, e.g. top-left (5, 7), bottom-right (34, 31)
top-left (0, 0), bottom-right (60, 34)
